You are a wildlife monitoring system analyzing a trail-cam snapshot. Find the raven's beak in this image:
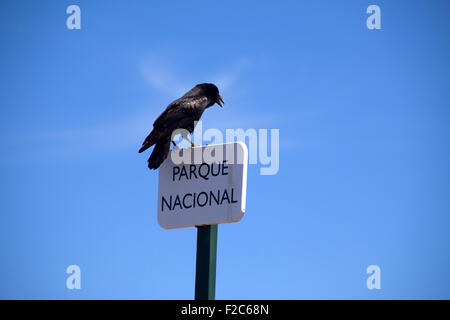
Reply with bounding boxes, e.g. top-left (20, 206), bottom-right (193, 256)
top-left (217, 95), bottom-right (225, 107)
